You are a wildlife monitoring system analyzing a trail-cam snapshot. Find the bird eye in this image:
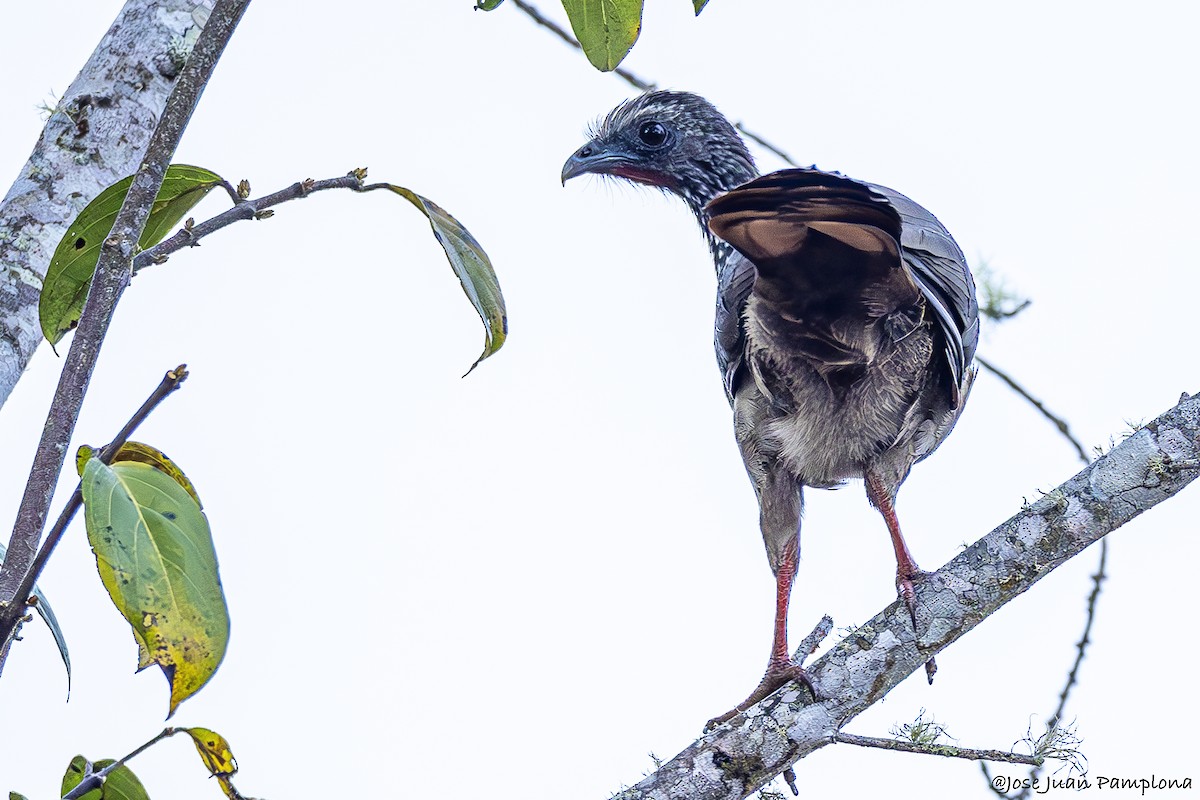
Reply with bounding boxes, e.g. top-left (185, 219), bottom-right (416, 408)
top-left (638, 121), bottom-right (668, 147)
